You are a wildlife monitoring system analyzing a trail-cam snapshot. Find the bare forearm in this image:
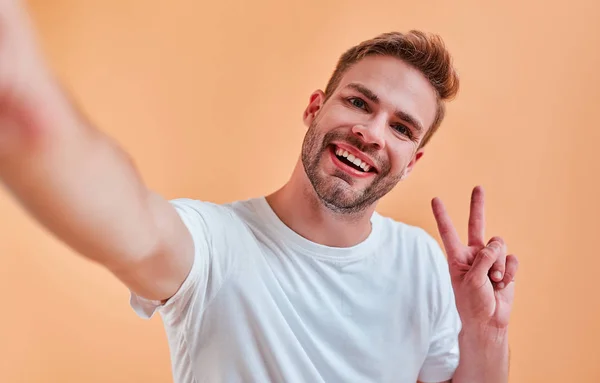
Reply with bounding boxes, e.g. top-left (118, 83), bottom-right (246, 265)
top-left (0, 82), bottom-right (160, 270)
top-left (451, 325), bottom-right (509, 383)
